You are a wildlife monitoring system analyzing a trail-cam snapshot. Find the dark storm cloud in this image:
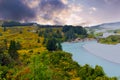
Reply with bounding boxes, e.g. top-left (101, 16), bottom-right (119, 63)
top-left (38, 0), bottom-right (67, 20)
top-left (40, 0), bottom-right (66, 10)
top-left (0, 0), bottom-right (67, 24)
top-left (0, 0), bottom-right (35, 21)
